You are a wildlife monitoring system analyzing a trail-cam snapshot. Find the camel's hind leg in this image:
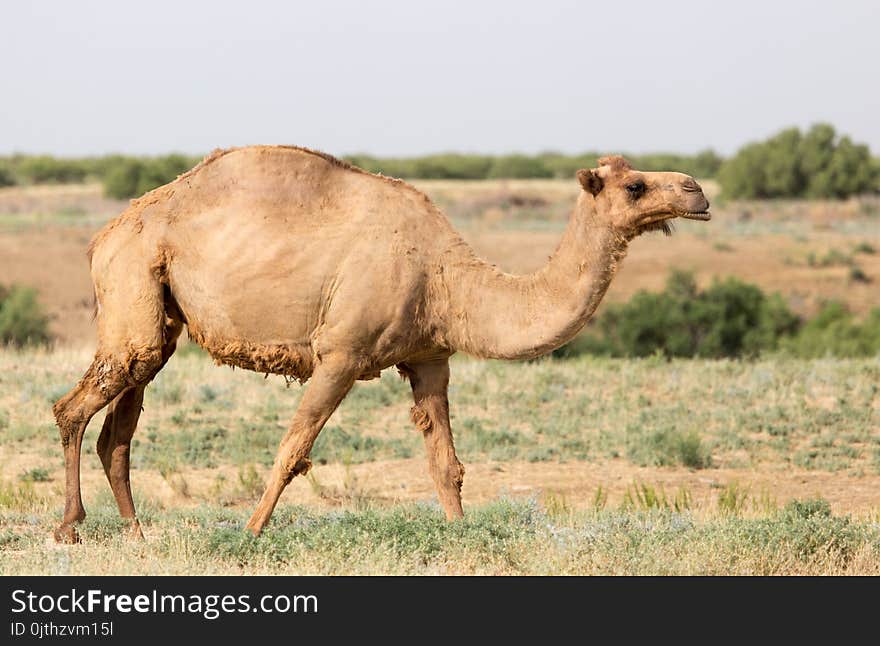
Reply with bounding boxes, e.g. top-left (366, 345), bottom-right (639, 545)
top-left (245, 353), bottom-right (359, 535)
top-left (95, 319), bottom-right (182, 539)
top-left (53, 245), bottom-right (168, 543)
top-left (52, 359), bottom-right (136, 543)
top-left (403, 359), bottom-right (464, 520)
